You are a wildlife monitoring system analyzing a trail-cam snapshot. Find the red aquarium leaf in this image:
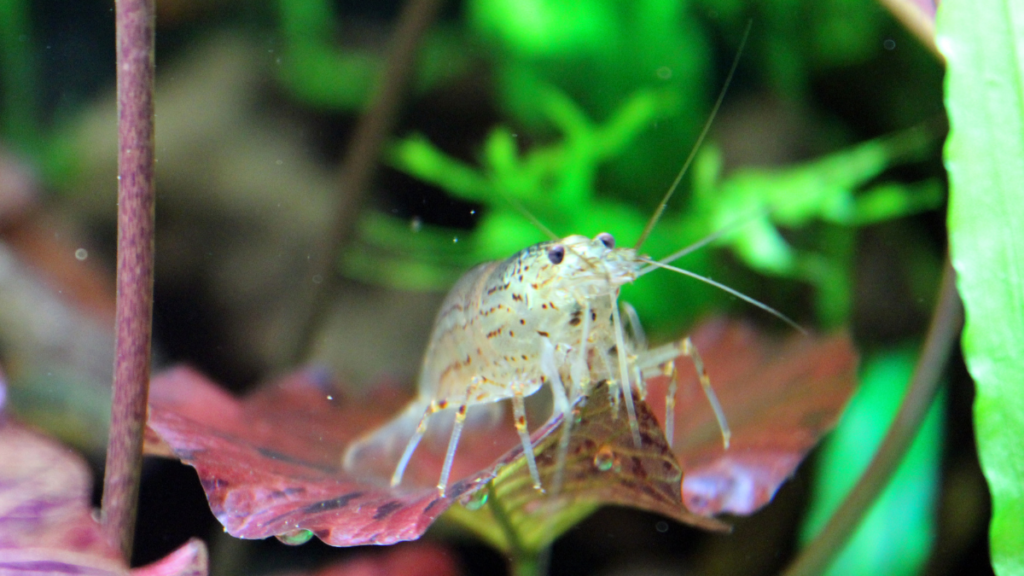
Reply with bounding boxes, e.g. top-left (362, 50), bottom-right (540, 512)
top-left (146, 367), bottom-right (529, 546)
top-left (0, 372), bottom-right (208, 576)
top-left (145, 319), bottom-right (857, 548)
top-left (528, 379), bottom-right (729, 530)
top-left (129, 540), bottom-right (208, 576)
top-left (442, 378), bottom-right (728, 552)
top-left (643, 319), bottom-right (858, 516)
